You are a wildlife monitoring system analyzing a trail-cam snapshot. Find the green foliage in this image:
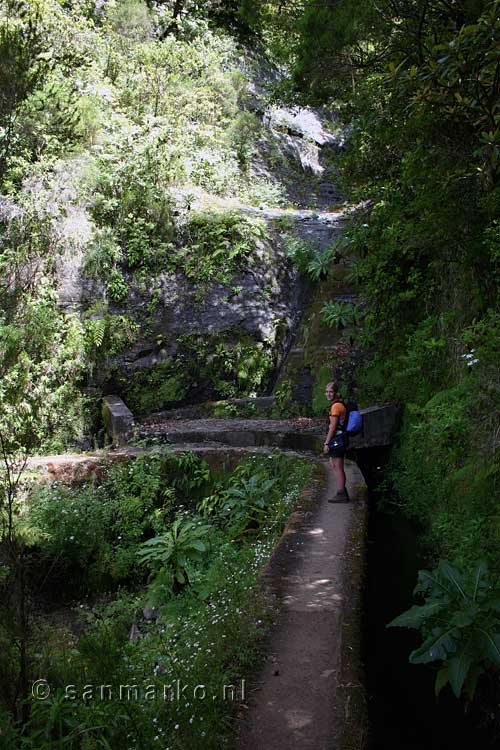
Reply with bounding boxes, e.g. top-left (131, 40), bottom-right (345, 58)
top-left (21, 688), bottom-right (129, 749)
top-left (227, 110), bottom-right (261, 170)
top-left (26, 452), bottom-right (174, 587)
top-left (106, 267), bottom-right (129, 303)
top-left (0, 246), bottom-right (90, 453)
top-left (291, 3), bottom-right (500, 658)
top-left (293, 0), bottom-right (386, 99)
top-left (306, 242), bottom-right (340, 281)
top-left (178, 210), bottom-right (266, 285)
top-left (90, 144), bottom-right (175, 283)
top-left (121, 360), bottom-right (189, 414)
top-left (212, 401), bottom-right (240, 418)
top-left (283, 235), bottom-right (316, 275)
top-left (138, 516), bottom-right (212, 594)
top-left (311, 363), bottom-right (337, 417)
top-left (321, 300), bottom-right (359, 330)
top-left (220, 474), bottom-right (277, 538)
top-left (388, 560), bottom-right (500, 700)
top-left (179, 333), bottom-right (274, 400)
top-left (83, 305), bottom-right (139, 361)
top-left (284, 235), bottom-right (341, 281)
top-left (0, 707), bottom-right (18, 746)
top-left (24, 450), bottom-right (217, 593)
top-left (169, 450), bottom-right (212, 497)
top-left (19, 73), bottom-right (83, 160)
top-left (107, 0), bottom-right (154, 42)
top-left (386, 313), bottom-right (500, 580)
top-left (11, 452), bottom-right (313, 748)
top-left (271, 377), bottom-right (304, 418)
top-left (0, 0), bottom-right (49, 185)
top-left (82, 227), bottom-right (123, 278)
top-left (28, 482), bottom-right (112, 571)
top-left (0, 0), bottom-right (294, 459)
